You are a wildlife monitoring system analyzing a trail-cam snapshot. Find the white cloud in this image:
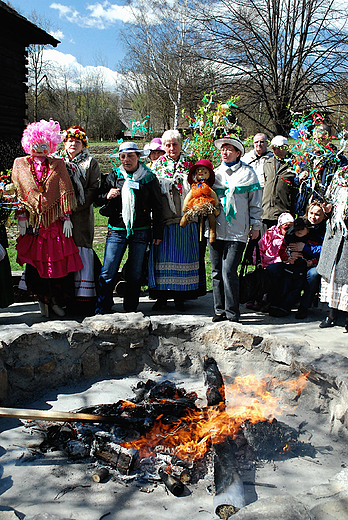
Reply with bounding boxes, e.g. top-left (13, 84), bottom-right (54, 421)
top-left (50, 3), bottom-right (80, 19)
top-left (49, 29), bottom-right (65, 41)
top-left (43, 48), bottom-right (122, 91)
top-left (86, 1), bottom-right (135, 24)
top-left (50, 1), bottom-right (136, 29)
